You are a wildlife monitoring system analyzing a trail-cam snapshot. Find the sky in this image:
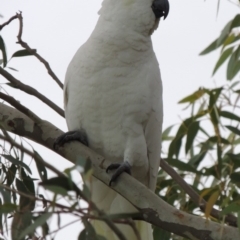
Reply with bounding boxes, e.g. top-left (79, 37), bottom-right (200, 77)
top-left (0, 0), bottom-right (239, 239)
